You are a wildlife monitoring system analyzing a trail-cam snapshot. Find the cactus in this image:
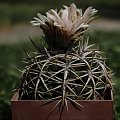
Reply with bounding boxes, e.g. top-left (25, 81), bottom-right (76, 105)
top-left (18, 3), bottom-right (113, 118)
